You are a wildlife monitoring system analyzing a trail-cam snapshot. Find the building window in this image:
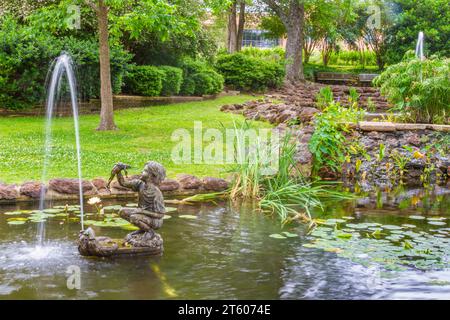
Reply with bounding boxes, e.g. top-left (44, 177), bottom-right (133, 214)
top-left (242, 29), bottom-right (279, 48)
